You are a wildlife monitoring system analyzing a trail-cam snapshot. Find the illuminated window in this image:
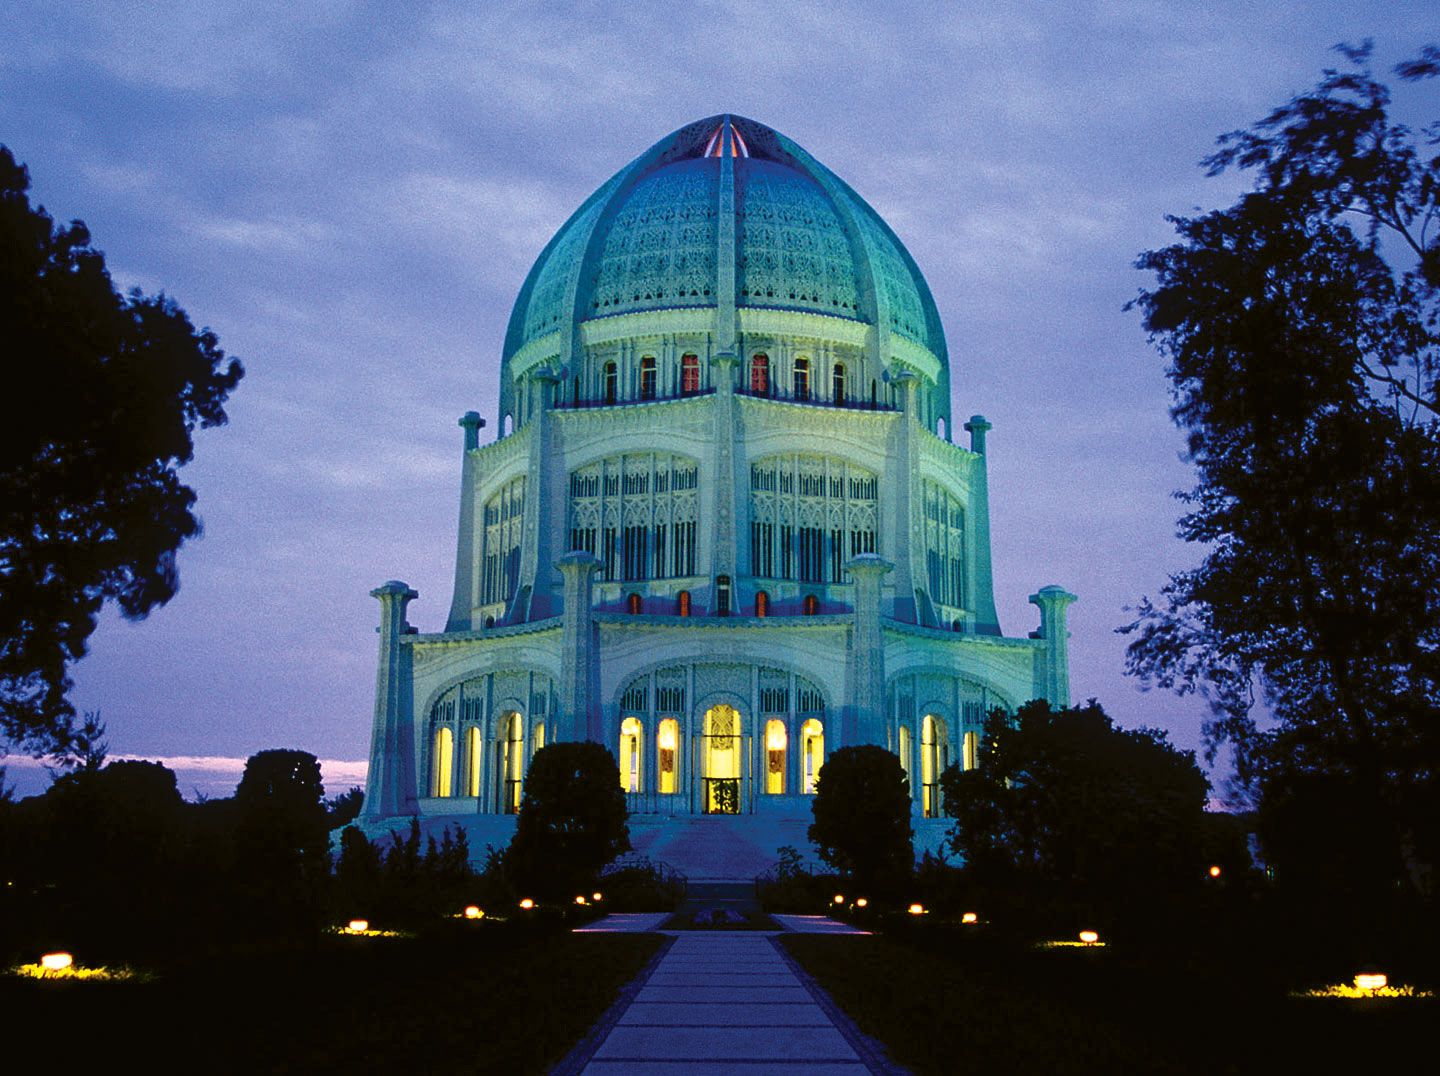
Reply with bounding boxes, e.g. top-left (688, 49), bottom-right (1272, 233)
top-left (640, 356), bottom-right (657, 400)
top-left (433, 727), bottom-right (453, 797)
top-left (921, 714), bottom-right (949, 818)
top-left (755, 590), bottom-right (769, 618)
top-left (898, 724), bottom-right (912, 790)
top-left (620, 717), bottom-right (643, 793)
top-left (657, 718), bottom-right (679, 793)
top-left (626, 592), bottom-right (642, 614)
top-left (963, 730), bottom-right (978, 771)
top-left (832, 362), bottom-right (846, 405)
top-left (681, 353), bottom-right (700, 395)
top-left (677, 590), bottom-right (691, 616)
top-left (794, 357), bottom-right (810, 400)
top-left (715, 575), bottom-right (731, 616)
top-left (534, 721), bottom-right (545, 752)
top-left (765, 719), bottom-right (787, 794)
top-left (604, 361), bottom-right (617, 404)
top-left (802, 718), bottom-right (824, 794)
top-left (750, 353), bottom-right (769, 395)
top-left (704, 705), bottom-right (742, 813)
top-left (466, 726), bottom-right (482, 797)
top-left (803, 594), bottom-right (818, 616)
top-left (499, 712), bottom-right (524, 814)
